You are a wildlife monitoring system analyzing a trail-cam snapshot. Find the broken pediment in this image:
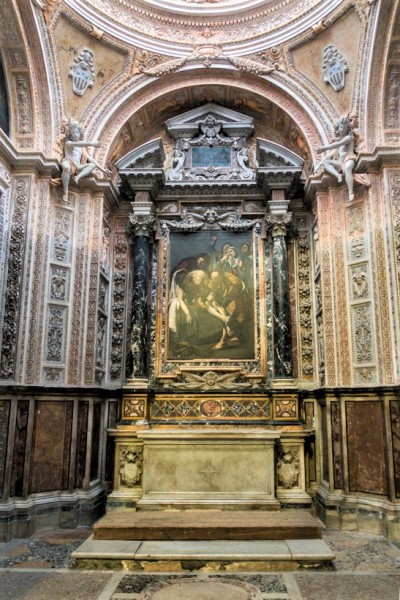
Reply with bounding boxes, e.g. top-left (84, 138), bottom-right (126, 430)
top-left (116, 138), bottom-right (165, 170)
top-left (256, 140), bottom-right (303, 171)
